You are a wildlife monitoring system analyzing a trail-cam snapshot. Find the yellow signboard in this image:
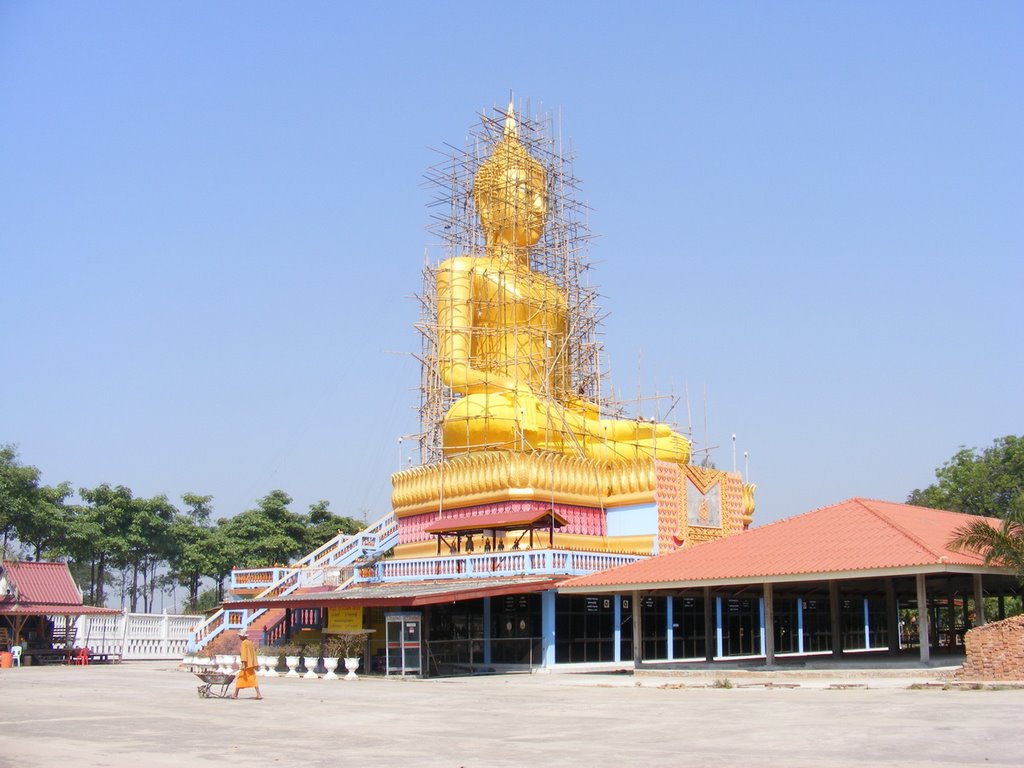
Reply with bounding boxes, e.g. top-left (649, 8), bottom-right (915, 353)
top-left (326, 606), bottom-right (363, 633)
